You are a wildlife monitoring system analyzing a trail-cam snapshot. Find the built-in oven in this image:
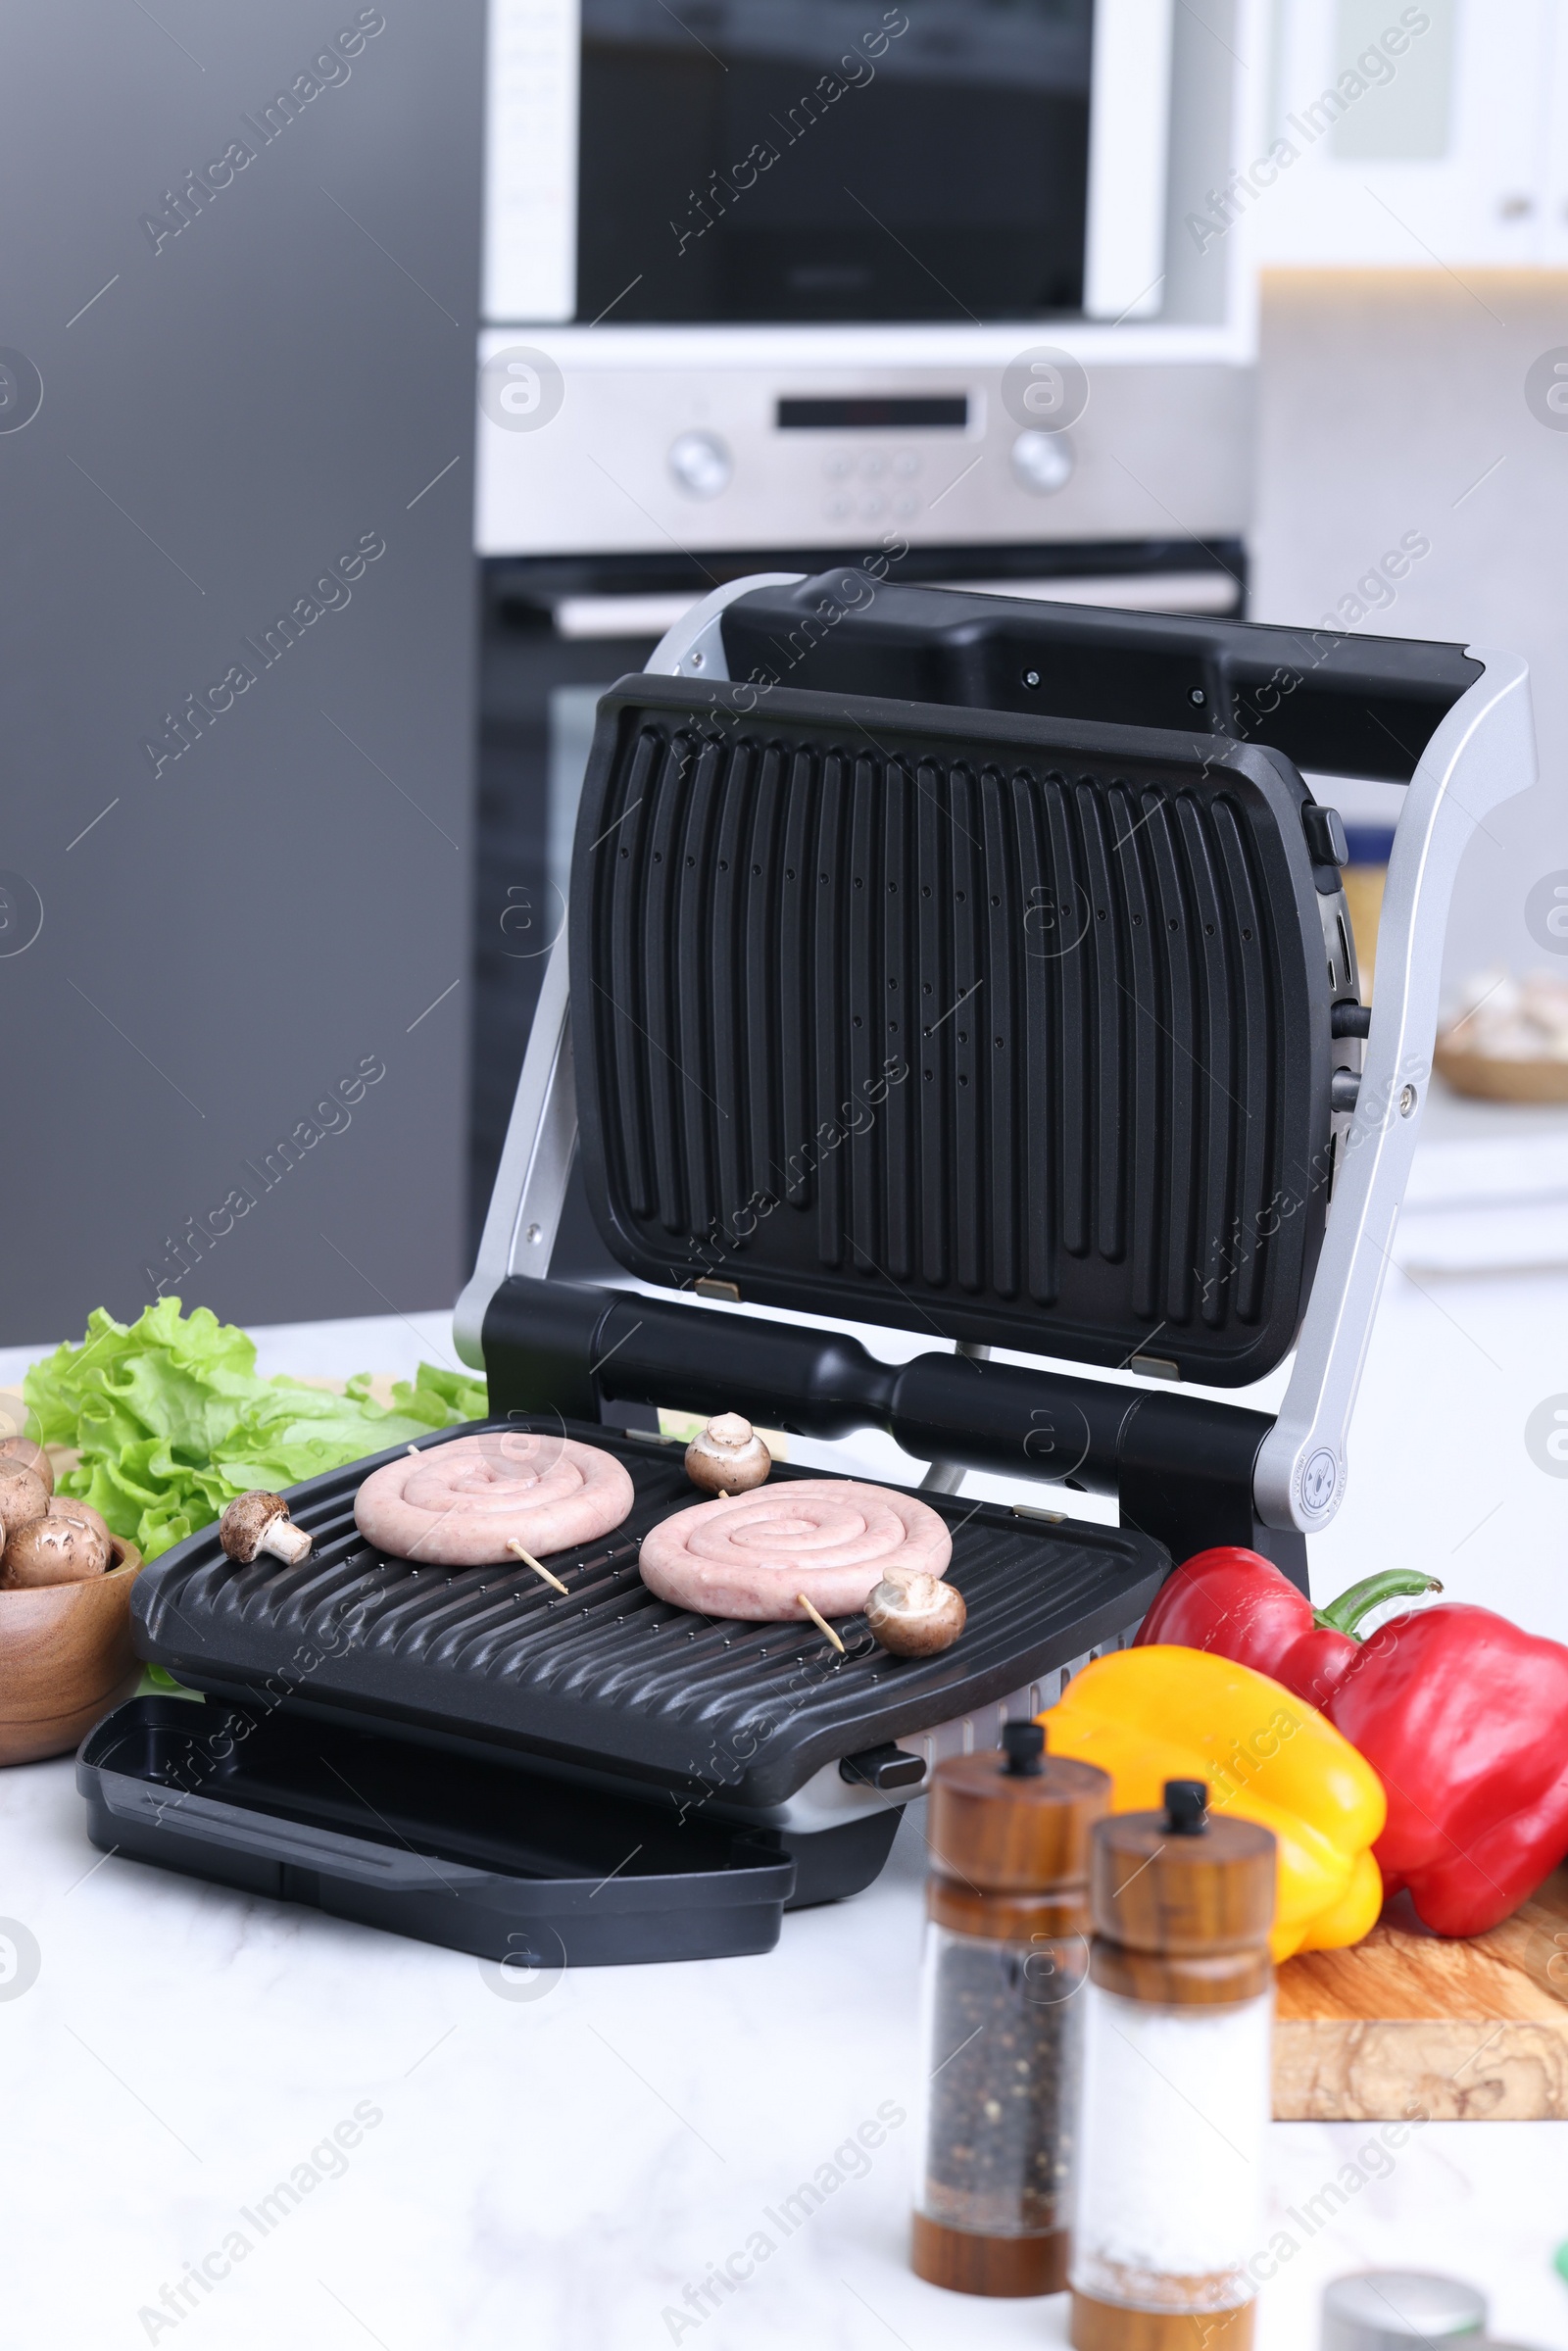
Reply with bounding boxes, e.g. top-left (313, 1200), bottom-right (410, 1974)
top-left (467, 0), bottom-right (1266, 1250)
